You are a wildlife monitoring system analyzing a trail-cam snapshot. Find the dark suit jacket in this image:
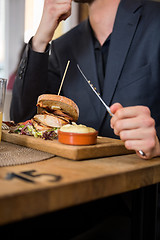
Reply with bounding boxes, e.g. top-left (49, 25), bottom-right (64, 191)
top-left (10, 0), bottom-right (160, 139)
